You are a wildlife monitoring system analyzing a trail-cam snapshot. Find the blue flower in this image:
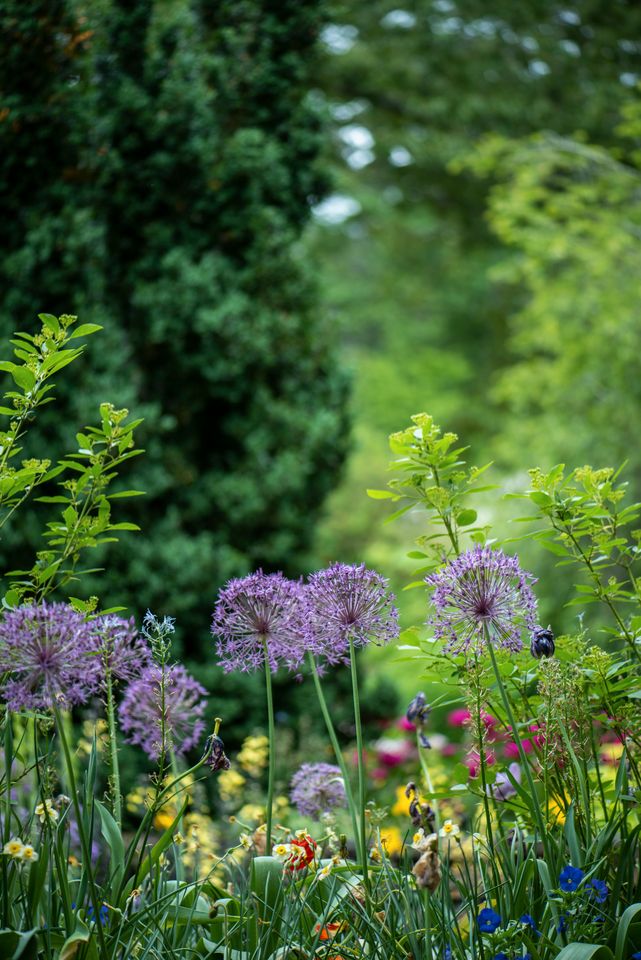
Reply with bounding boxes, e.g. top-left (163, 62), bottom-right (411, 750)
top-left (519, 914), bottom-right (539, 936)
top-left (478, 908), bottom-right (502, 933)
top-left (493, 954), bottom-right (509, 960)
top-left (630, 952), bottom-right (641, 960)
top-left (443, 947), bottom-right (452, 960)
top-left (587, 878), bottom-right (608, 904)
top-left (559, 865), bottom-right (585, 892)
top-left (557, 914), bottom-right (568, 934)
